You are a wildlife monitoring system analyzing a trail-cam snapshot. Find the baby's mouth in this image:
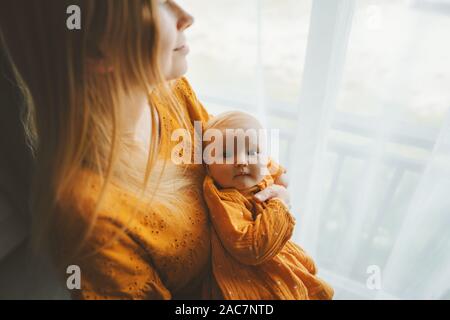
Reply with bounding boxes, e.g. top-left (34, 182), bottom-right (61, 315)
top-left (235, 171), bottom-right (250, 177)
